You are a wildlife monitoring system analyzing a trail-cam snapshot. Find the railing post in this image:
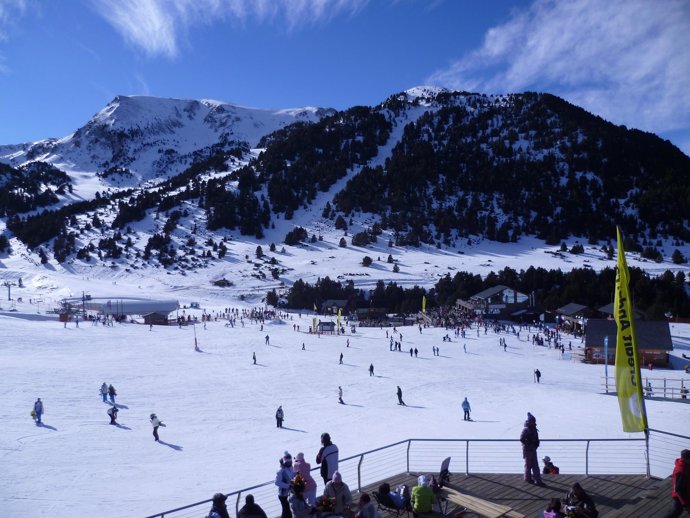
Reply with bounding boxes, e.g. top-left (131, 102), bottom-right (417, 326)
top-left (585, 440), bottom-right (590, 476)
top-left (406, 440), bottom-right (411, 474)
top-left (358, 454), bottom-right (364, 492)
top-left (645, 431), bottom-right (650, 478)
top-left (465, 440), bottom-right (469, 476)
